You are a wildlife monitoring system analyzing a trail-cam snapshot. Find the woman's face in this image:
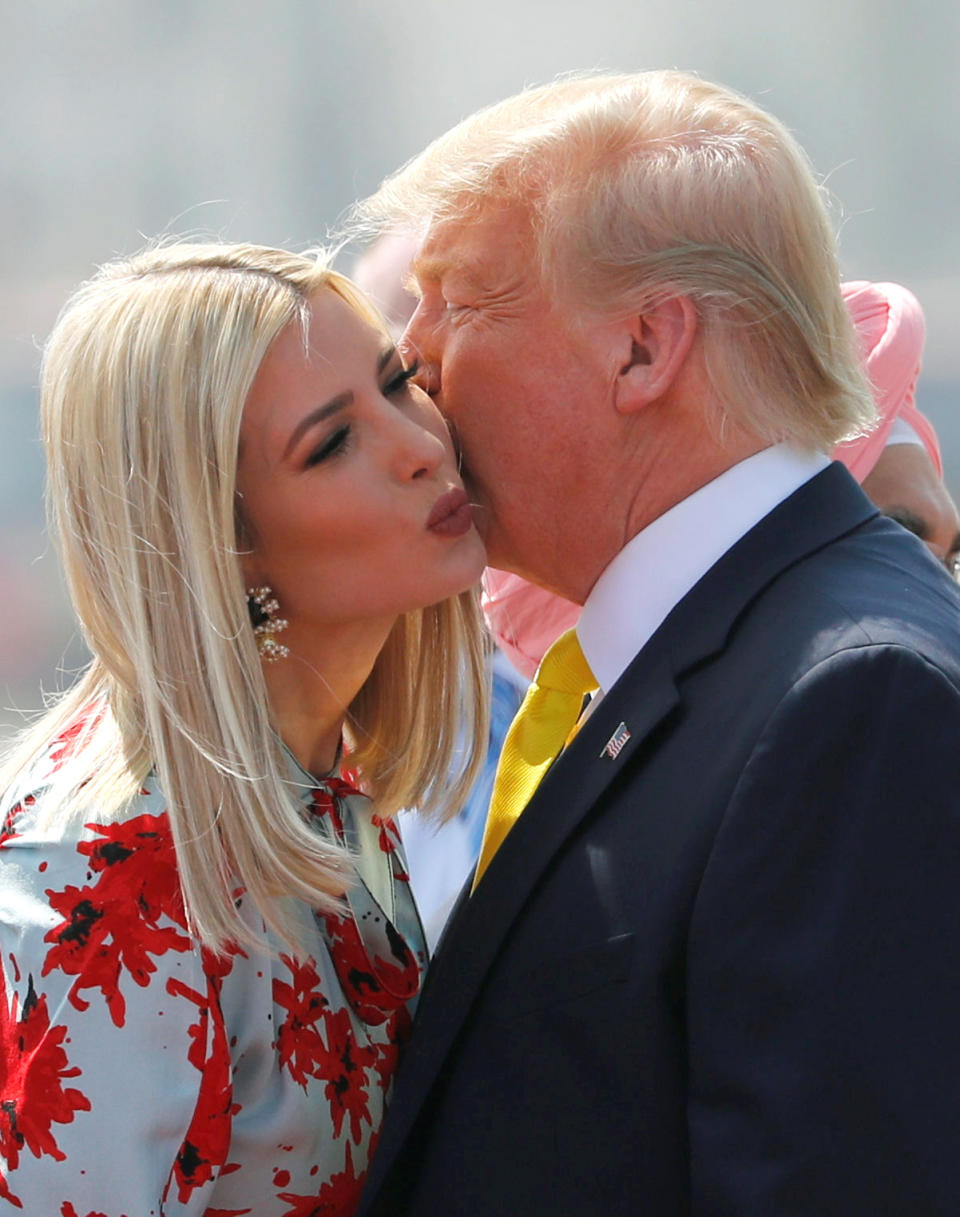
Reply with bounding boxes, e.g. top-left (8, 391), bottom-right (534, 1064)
top-left (236, 286), bottom-right (486, 656)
